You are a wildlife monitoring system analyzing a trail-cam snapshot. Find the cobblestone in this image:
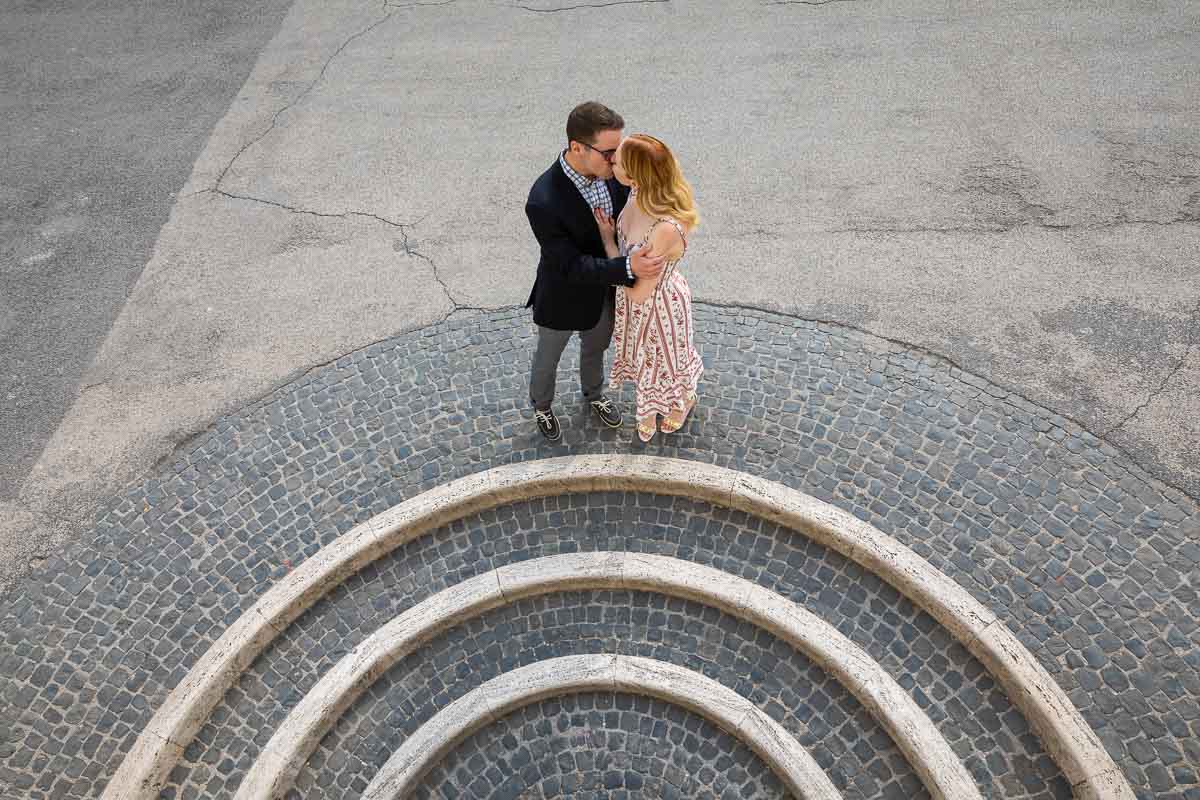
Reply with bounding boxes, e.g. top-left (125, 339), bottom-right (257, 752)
top-left (286, 582), bottom-right (934, 800)
top-left (410, 693), bottom-right (789, 800)
top-left (0, 306), bottom-right (1196, 799)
